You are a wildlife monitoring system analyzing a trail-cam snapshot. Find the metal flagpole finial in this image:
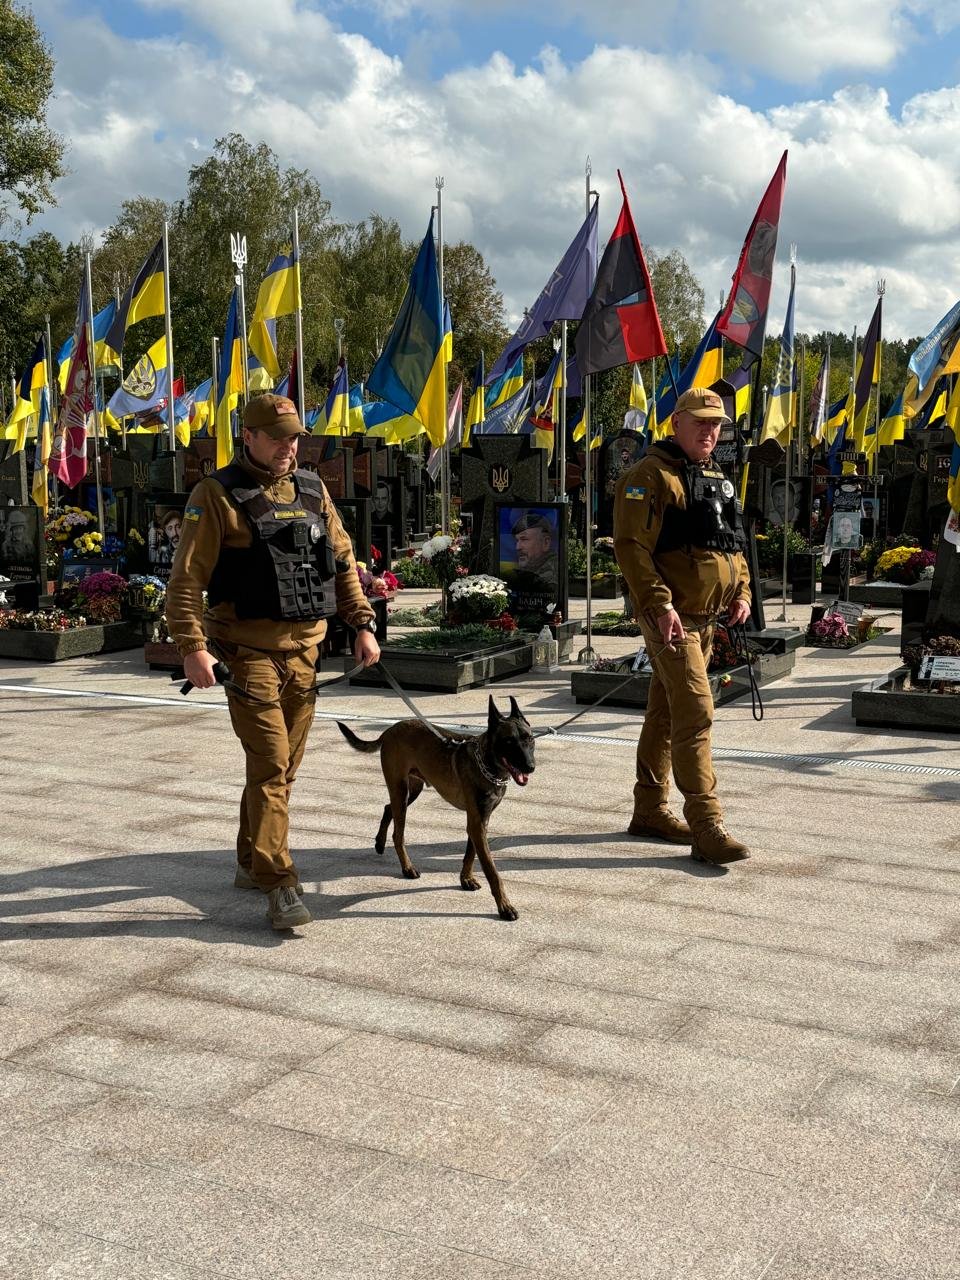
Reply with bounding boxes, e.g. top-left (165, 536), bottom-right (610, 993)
top-left (435, 175), bottom-right (444, 193)
top-left (877, 278), bottom-right (886, 297)
top-left (585, 155), bottom-right (592, 178)
top-left (789, 243), bottom-right (798, 266)
top-left (719, 289), bottom-right (724, 310)
top-left (553, 336), bottom-right (561, 354)
top-left (230, 233), bottom-right (247, 272)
